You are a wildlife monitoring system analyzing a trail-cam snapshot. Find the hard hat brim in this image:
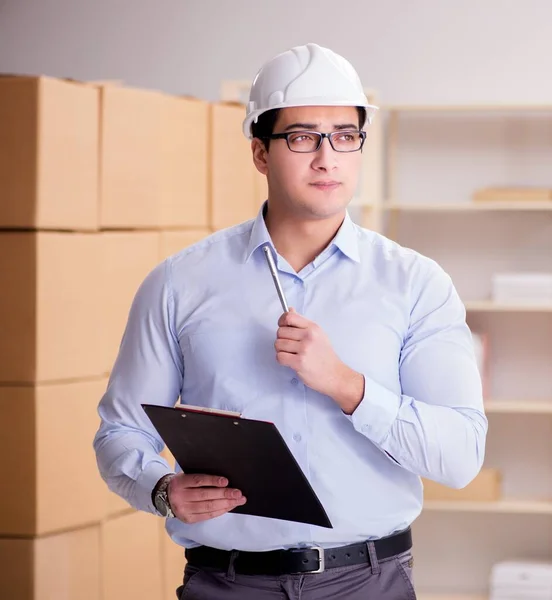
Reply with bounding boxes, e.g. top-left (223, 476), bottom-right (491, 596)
top-left (243, 100), bottom-right (379, 139)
